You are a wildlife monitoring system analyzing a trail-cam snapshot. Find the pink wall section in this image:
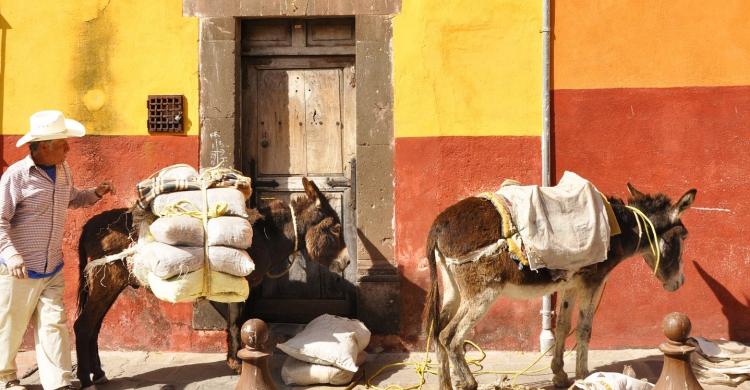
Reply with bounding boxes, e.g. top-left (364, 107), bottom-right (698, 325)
top-left (394, 135), bottom-right (544, 349)
top-left (554, 86), bottom-right (750, 347)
